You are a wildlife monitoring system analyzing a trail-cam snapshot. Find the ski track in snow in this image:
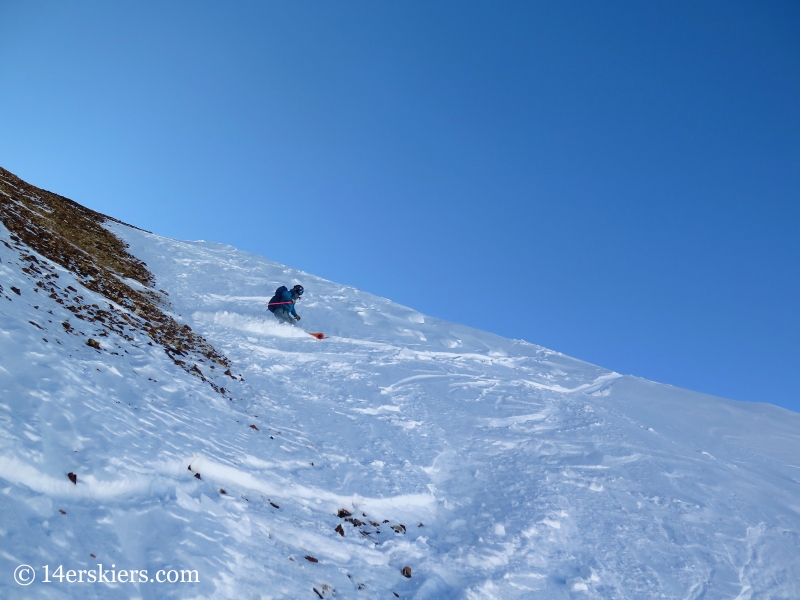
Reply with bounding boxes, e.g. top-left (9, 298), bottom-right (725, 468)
top-left (0, 222), bottom-right (798, 598)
